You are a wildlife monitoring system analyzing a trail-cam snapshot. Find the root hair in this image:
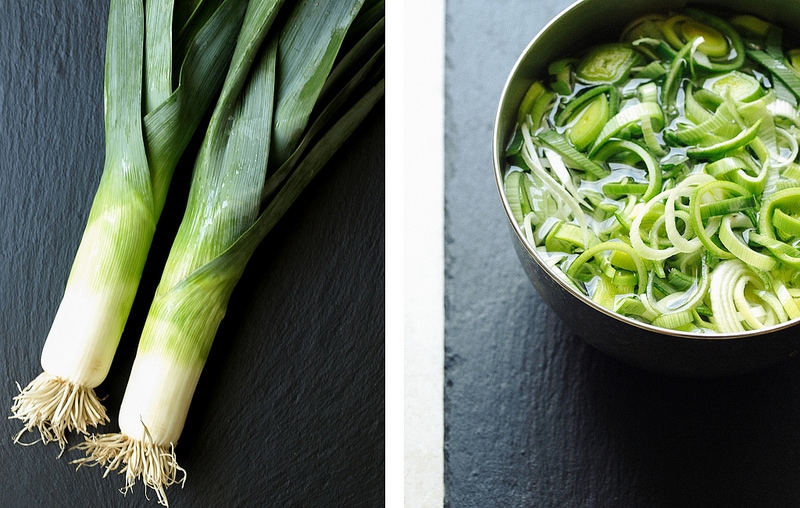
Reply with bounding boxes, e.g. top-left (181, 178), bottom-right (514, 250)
top-left (10, 372), bottom-right (109, 452)
top-left (73, 429), bottom-right (185, 507)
